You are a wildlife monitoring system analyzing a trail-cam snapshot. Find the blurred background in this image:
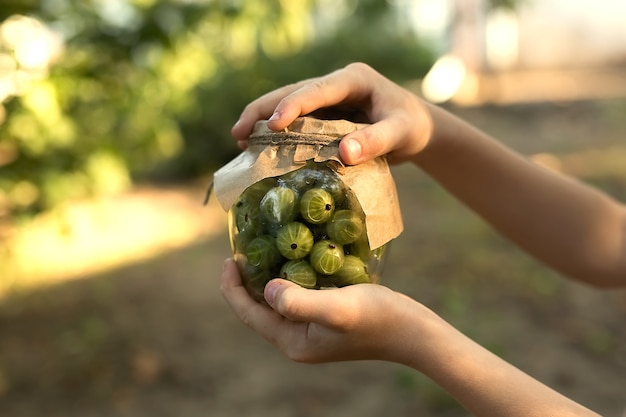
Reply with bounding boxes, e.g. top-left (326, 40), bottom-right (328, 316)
top-left (0, 0), bottom-right (625, 416)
